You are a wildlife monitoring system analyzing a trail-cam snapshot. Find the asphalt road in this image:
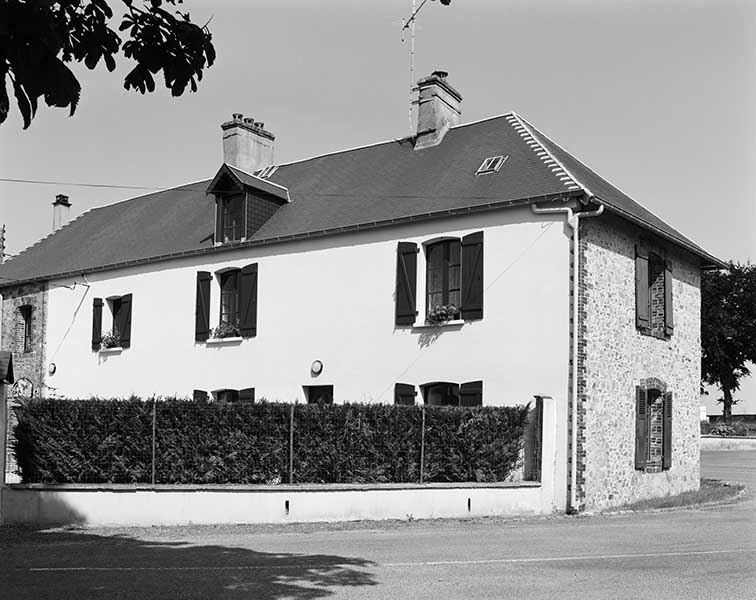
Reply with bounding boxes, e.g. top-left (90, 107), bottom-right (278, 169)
top-left (1, 451), bottom-right (754, 600)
